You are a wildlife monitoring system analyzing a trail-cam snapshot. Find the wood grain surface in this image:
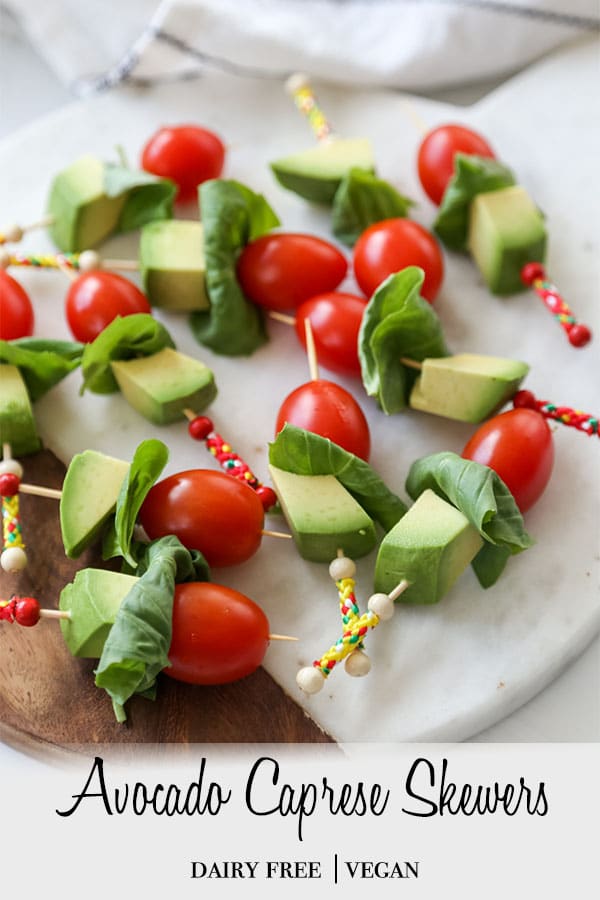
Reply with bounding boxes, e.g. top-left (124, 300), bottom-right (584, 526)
top-left (0, 450), bottom-right (331, 754)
